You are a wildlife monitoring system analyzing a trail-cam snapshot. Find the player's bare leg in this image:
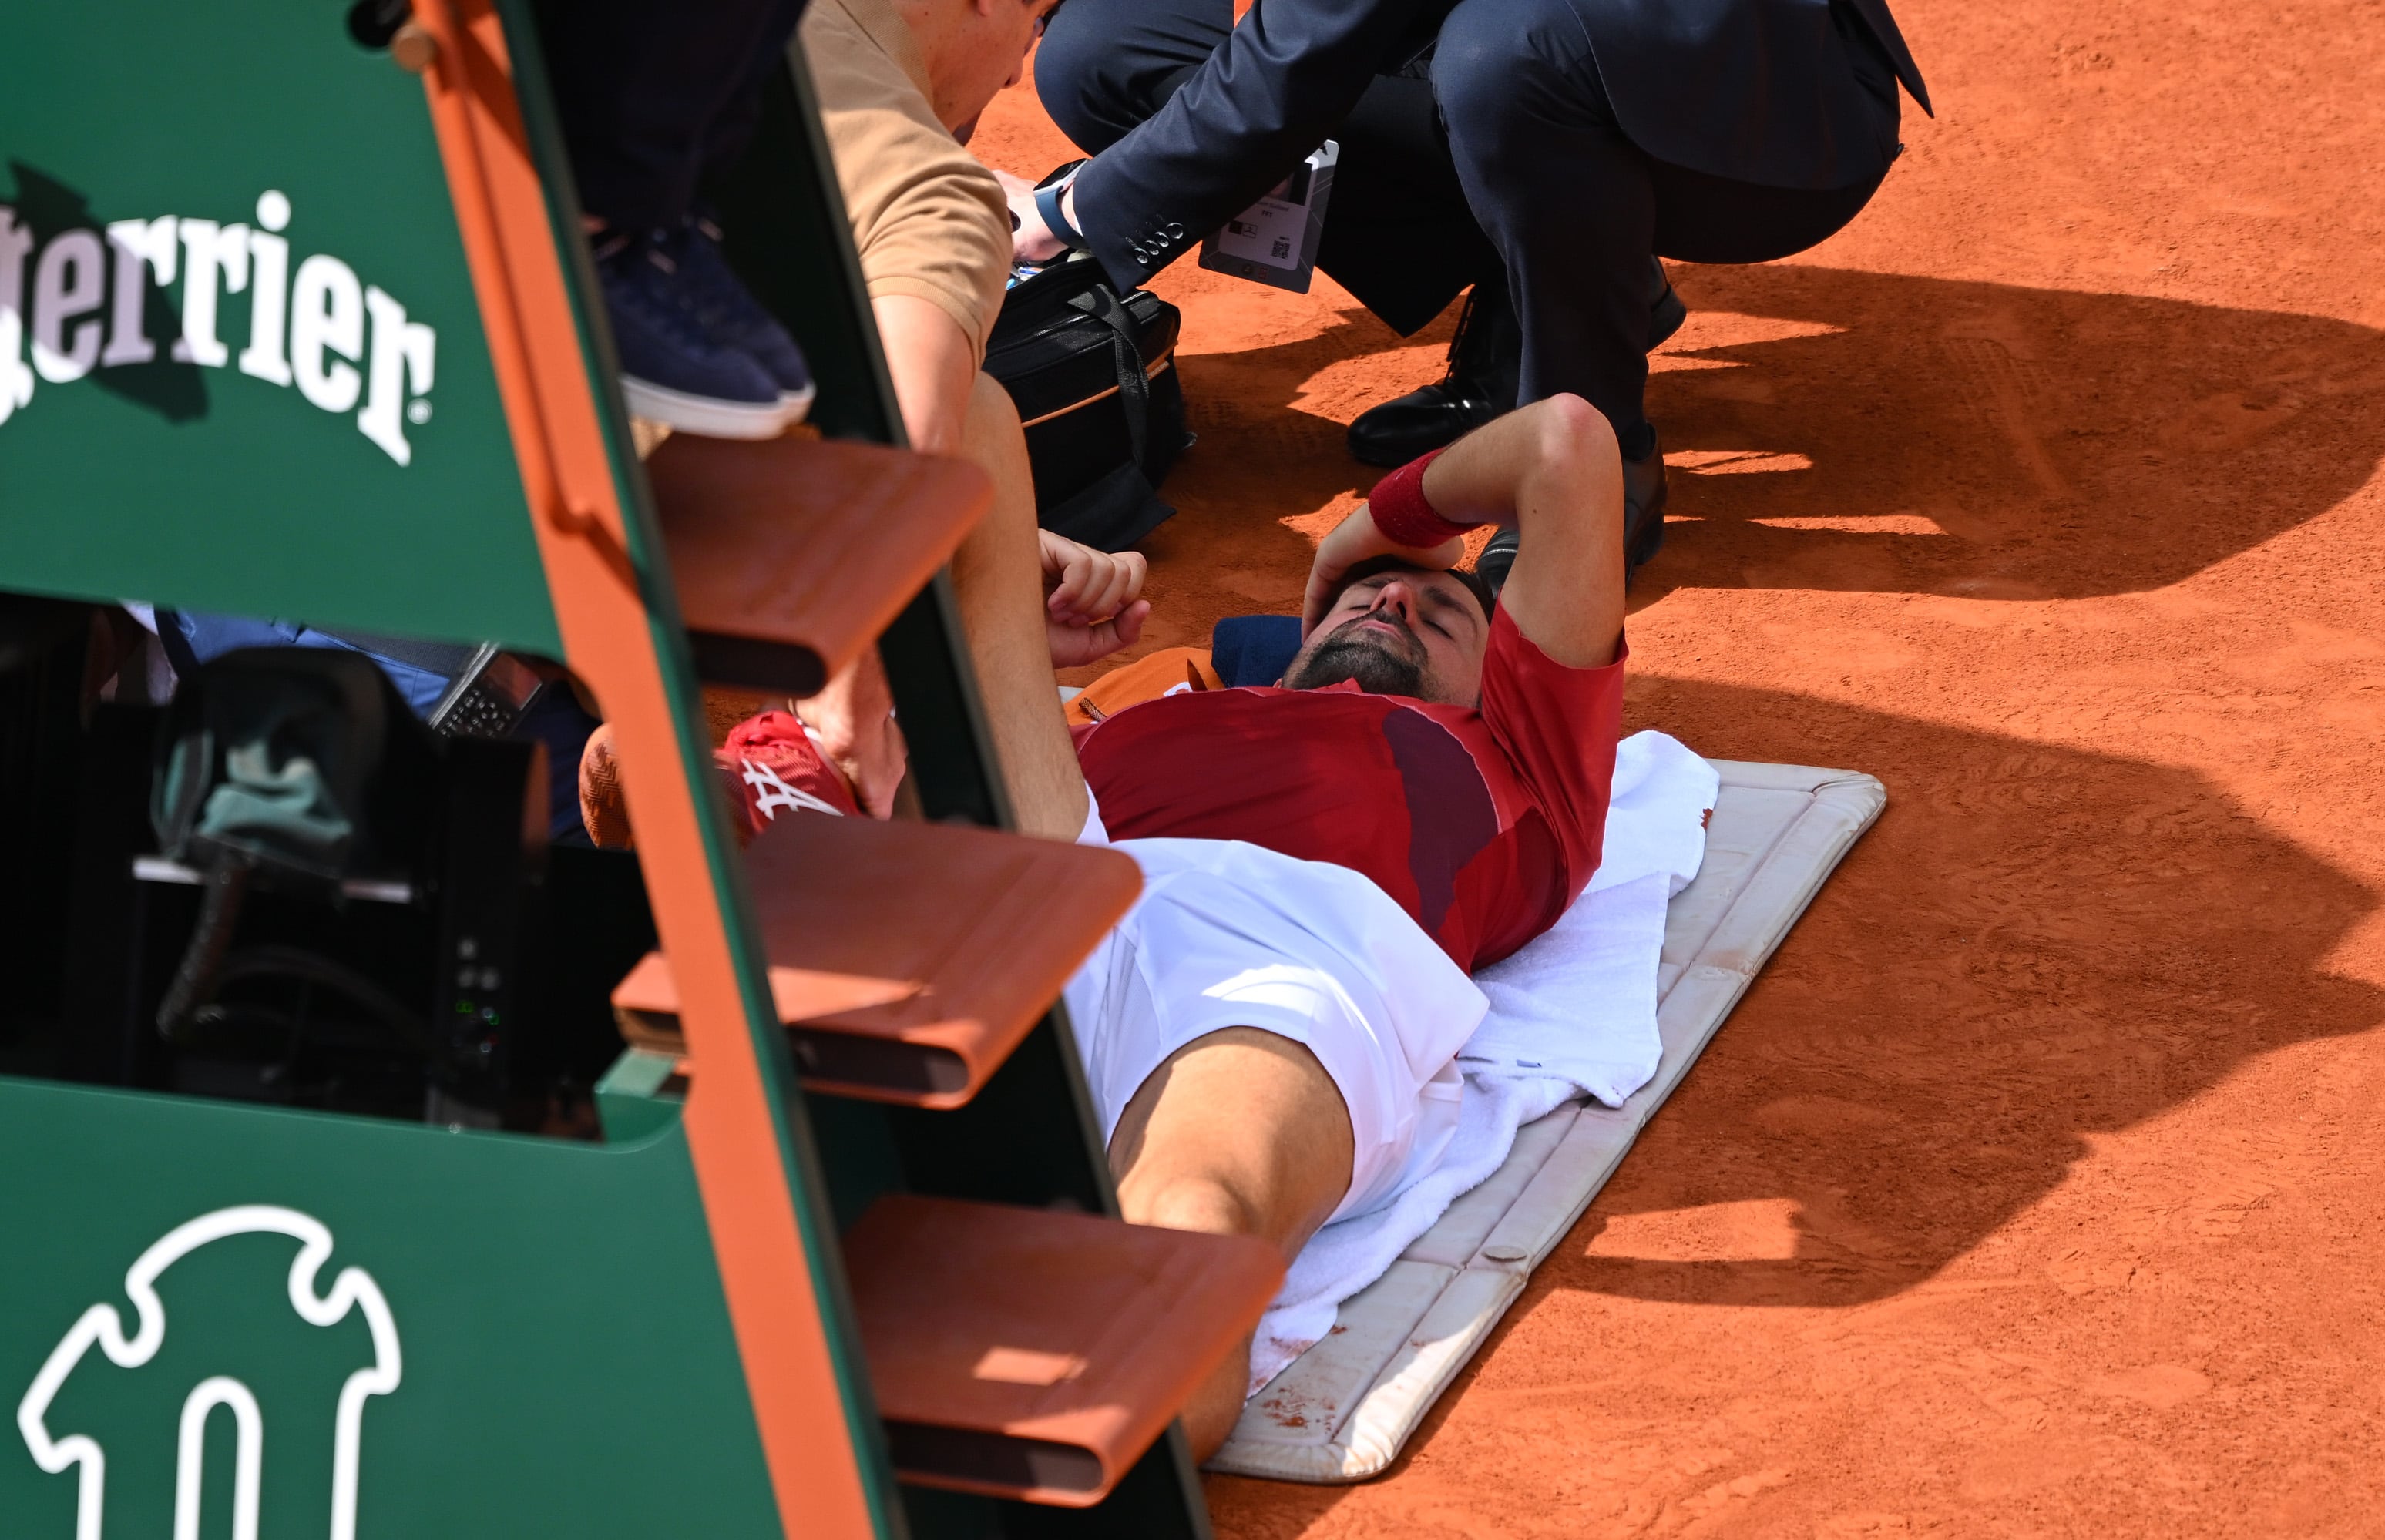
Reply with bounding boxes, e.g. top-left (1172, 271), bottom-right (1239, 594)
top-left (1105, 1028), bottom-right (1356, 1460)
